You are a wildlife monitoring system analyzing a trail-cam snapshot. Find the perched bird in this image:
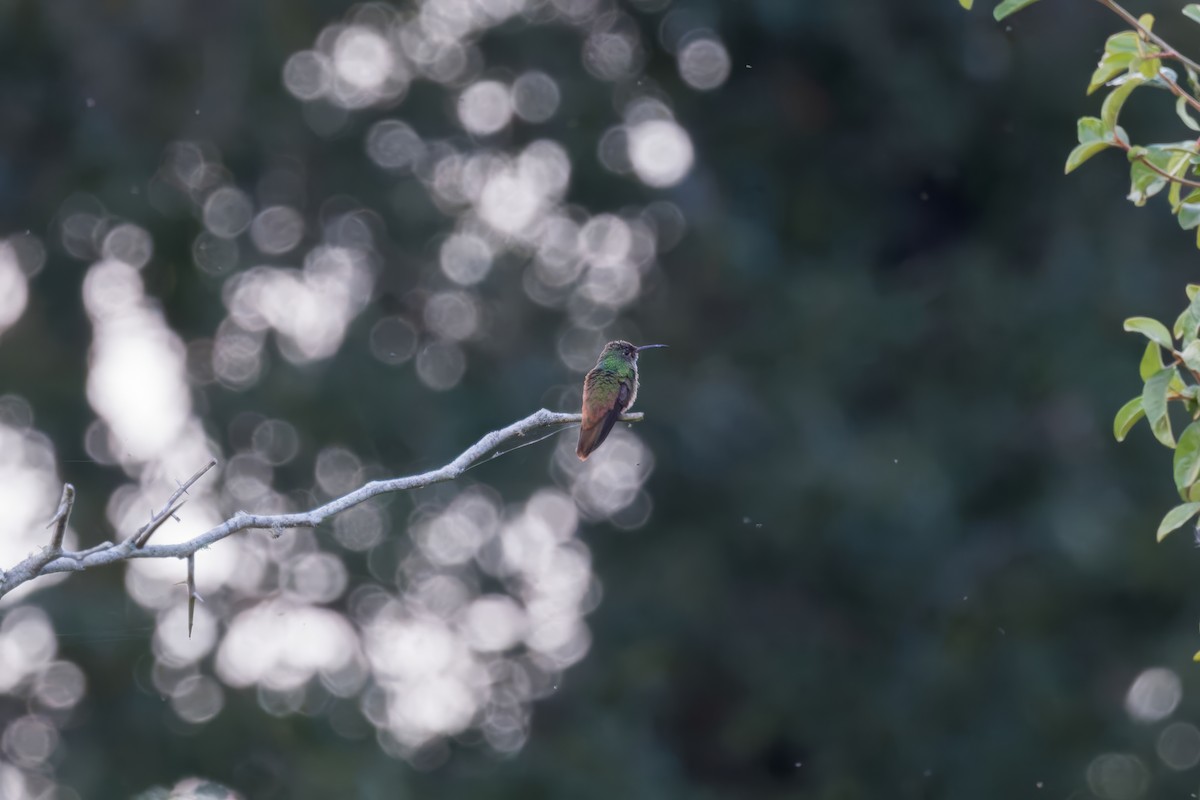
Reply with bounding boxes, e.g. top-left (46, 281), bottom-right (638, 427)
top-left (576, 340), bottom-right (667, 460)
